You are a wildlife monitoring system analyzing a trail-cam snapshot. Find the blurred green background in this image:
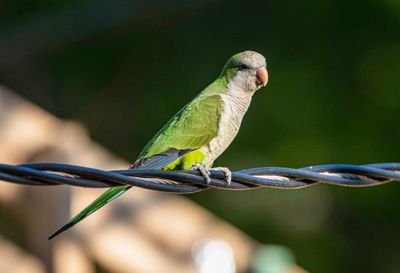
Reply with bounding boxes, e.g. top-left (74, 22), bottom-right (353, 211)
top-left (0, 0), bottom-right (399, 272)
